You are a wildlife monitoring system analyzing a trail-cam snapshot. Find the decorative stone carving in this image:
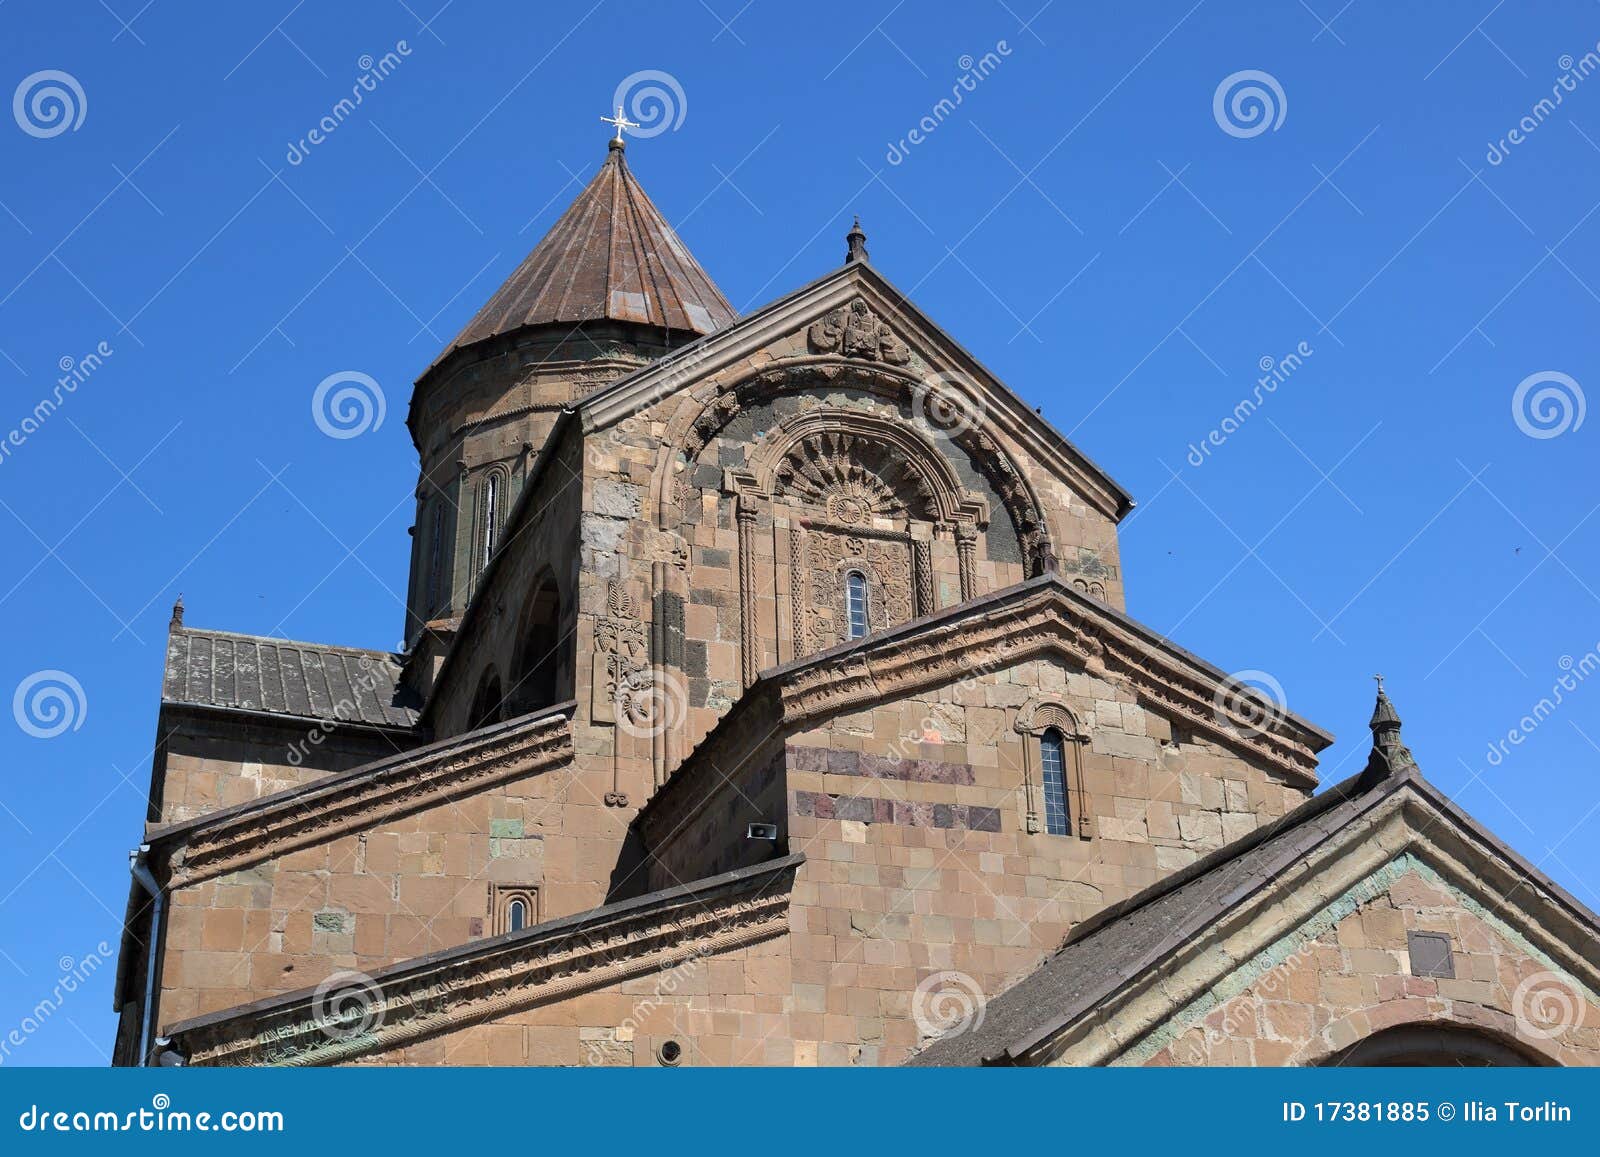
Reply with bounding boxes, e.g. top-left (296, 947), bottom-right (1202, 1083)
top-left (806, 299), bottom-right (911, 364)
top-left (802, 525), bottom-right (913, 653)
top-left (913, 540), bottom-right (934, 617)
top-left (592, 581), bottom-right (648, 729)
